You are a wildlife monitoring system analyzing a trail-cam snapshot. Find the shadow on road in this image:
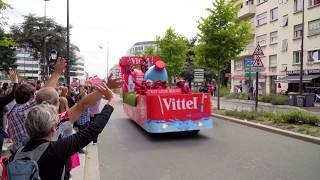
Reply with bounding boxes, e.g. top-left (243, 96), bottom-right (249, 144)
top-left (125, 118), bottom-right (211, 142)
